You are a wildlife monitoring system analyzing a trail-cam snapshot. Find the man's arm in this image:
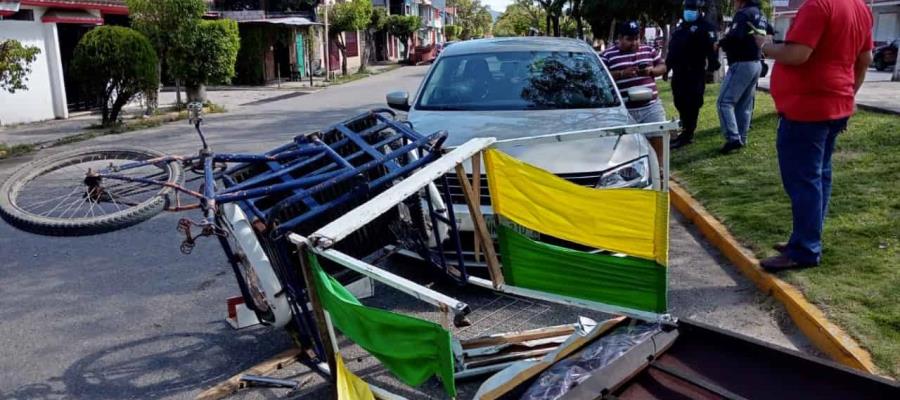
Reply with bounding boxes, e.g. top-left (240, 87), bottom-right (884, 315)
top-left (643, 46), bottom-right (668, 77)
top-left (643, 63), bottom-right (668, 77)
top-left (758, 36), bottom-right (814, 66)
top-left (854, 50), bottom-right (873, 94)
